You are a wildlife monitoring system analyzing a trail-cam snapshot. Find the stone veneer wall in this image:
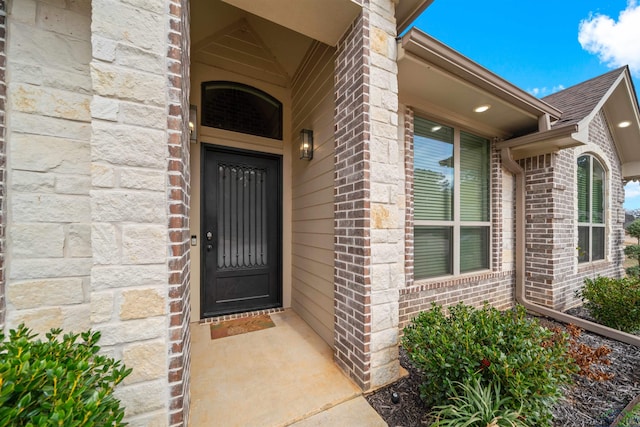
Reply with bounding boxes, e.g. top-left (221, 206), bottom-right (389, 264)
top-left (5, 0), bottom-right (189, 424)
top-left (521, 111), bottom-right (625, 311)
top-left (334, 0), bottom-right (404, 390)
top-left (0, 0), bottom-right (5, 329)
top-left (399, 107), bottom-right (515, 330)
top-left (6, 0), bottom-right (93, 334)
